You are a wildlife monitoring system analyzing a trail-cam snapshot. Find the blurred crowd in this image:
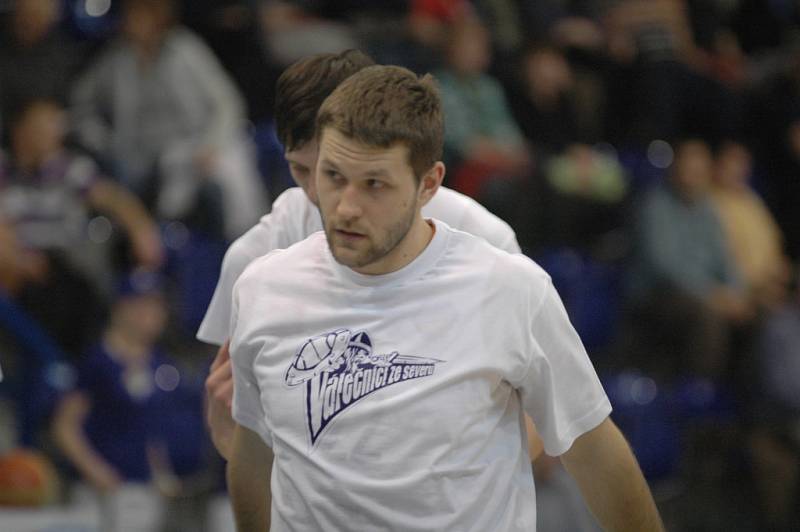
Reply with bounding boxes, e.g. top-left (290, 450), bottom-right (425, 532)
top-left (0, 0), bottom-right (799, 530)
